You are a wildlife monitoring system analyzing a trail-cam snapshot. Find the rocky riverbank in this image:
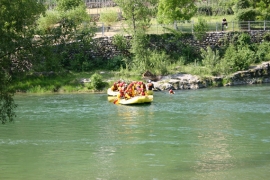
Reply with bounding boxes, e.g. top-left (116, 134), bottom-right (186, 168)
top-left (151, 61), bottom-right (270, 90)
